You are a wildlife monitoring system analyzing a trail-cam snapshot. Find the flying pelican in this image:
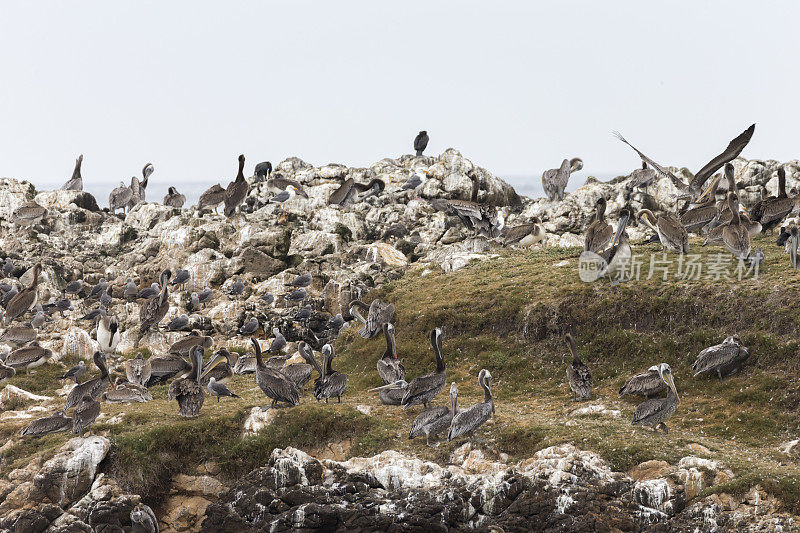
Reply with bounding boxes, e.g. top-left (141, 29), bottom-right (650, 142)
top-left (200, 348), bottom-right (234, 385)
top-left (565, 333), bottom-right (592, 400)
top-left (139, 270), bottom-right (171, 334)
top-left (168, 345), bottom-right (205, 417)
top-left (619, 365), bottom-right (667, 398)
top-left (21, 409), bottom-right (72, 437)
top-left (197, 183), bottom-right (226, 213)
top-left (409, 382), bottom-right (456, 446)
top-left (5, 264), bottom-right (41, 324)
top-left (349, 299), bottom-right (395, 339)
top-left (125, 353), bottom-right (153, 386)
top-left (65, 351), bottom-right (110, 409)
top-left (163, 187), bottom-right (186, 208)
top-left (414, 130), bottom-right (429, 156)
top-left (382, 328), bottom-right (446, 409)
top-left (638, 209), bottom-right (689, 253)
top-left (224, 154), bottom-right (248, 217)
top-left (251, 337), bottom-right (299, 408)
top-left (613, 124), bottom-right (755, 201)
top-left (97, 315), bottom-right (120, 353)
top-left (631, 363), bottom-right (679, 433)
top-left (721, 192), bottom-right (751, 260)
top-left (62, 154), bottom-right (84, 191)
top-left (501, 216), bottom-right (546, 249)
top-left (692, 336), bottom-right (750, 379)
top-left (377, 323), bottom-right (405, 384)
top-left (313, 344), bottom-right (347, 403)
top-left (584, 197), bottom-right (613, 253)
top-left (542, 158), bottom-right (582, 202)
top-left (751, 167), bottom-right (800, 233)
top-left (6, 342), bottom-right (53, 372)
top-left (448, 370), bottom-right (494, 441)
